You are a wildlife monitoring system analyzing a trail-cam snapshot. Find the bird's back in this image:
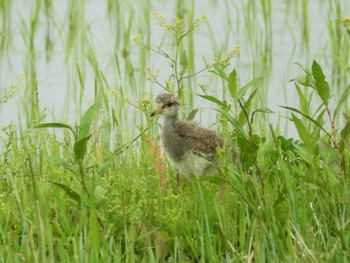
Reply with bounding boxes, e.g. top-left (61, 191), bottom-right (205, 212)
top-left (161, 119), bottom-right (226, 176)
top-left (174, 120), bottom-right (224, 158)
